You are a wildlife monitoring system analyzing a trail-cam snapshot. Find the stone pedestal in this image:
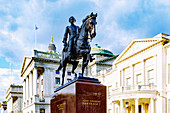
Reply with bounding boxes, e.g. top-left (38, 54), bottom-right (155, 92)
top-left (51, 77), bottom-right (106, 113)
